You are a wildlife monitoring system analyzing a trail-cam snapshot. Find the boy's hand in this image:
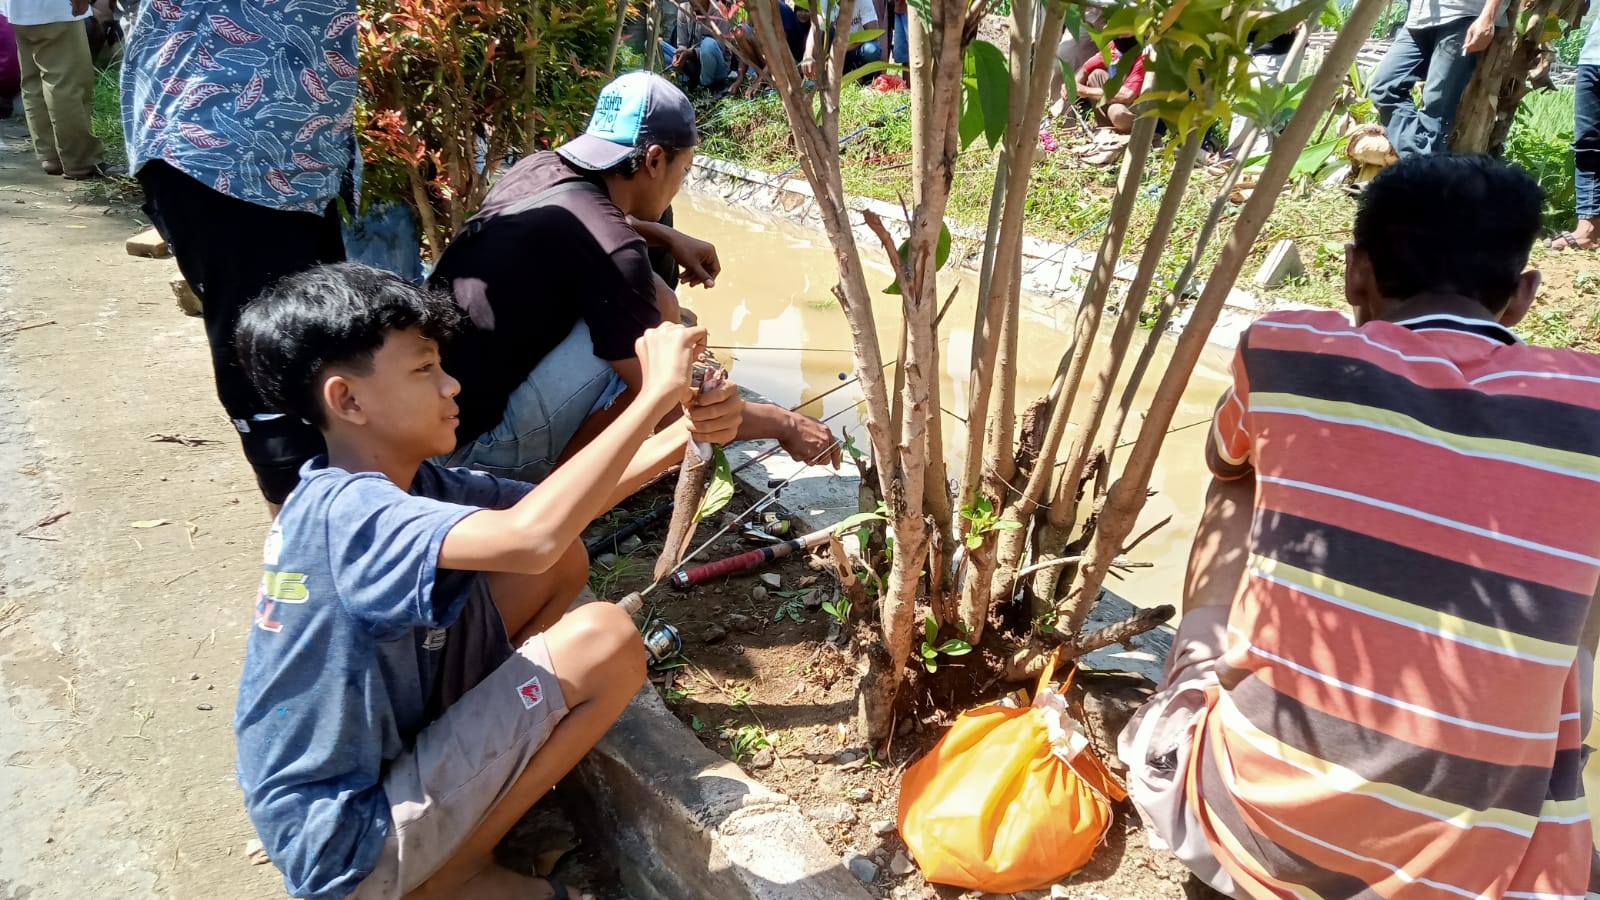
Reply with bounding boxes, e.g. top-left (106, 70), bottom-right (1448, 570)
top-left (634, 323), bottom-right (708, 411)
top-left (685, 379), bottom-right (743, 445)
